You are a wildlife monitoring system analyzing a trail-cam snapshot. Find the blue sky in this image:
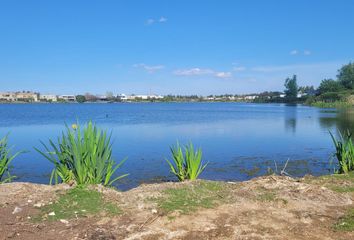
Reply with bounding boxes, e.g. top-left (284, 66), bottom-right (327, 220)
top-left (0, 0), bottom-right (353, 95)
